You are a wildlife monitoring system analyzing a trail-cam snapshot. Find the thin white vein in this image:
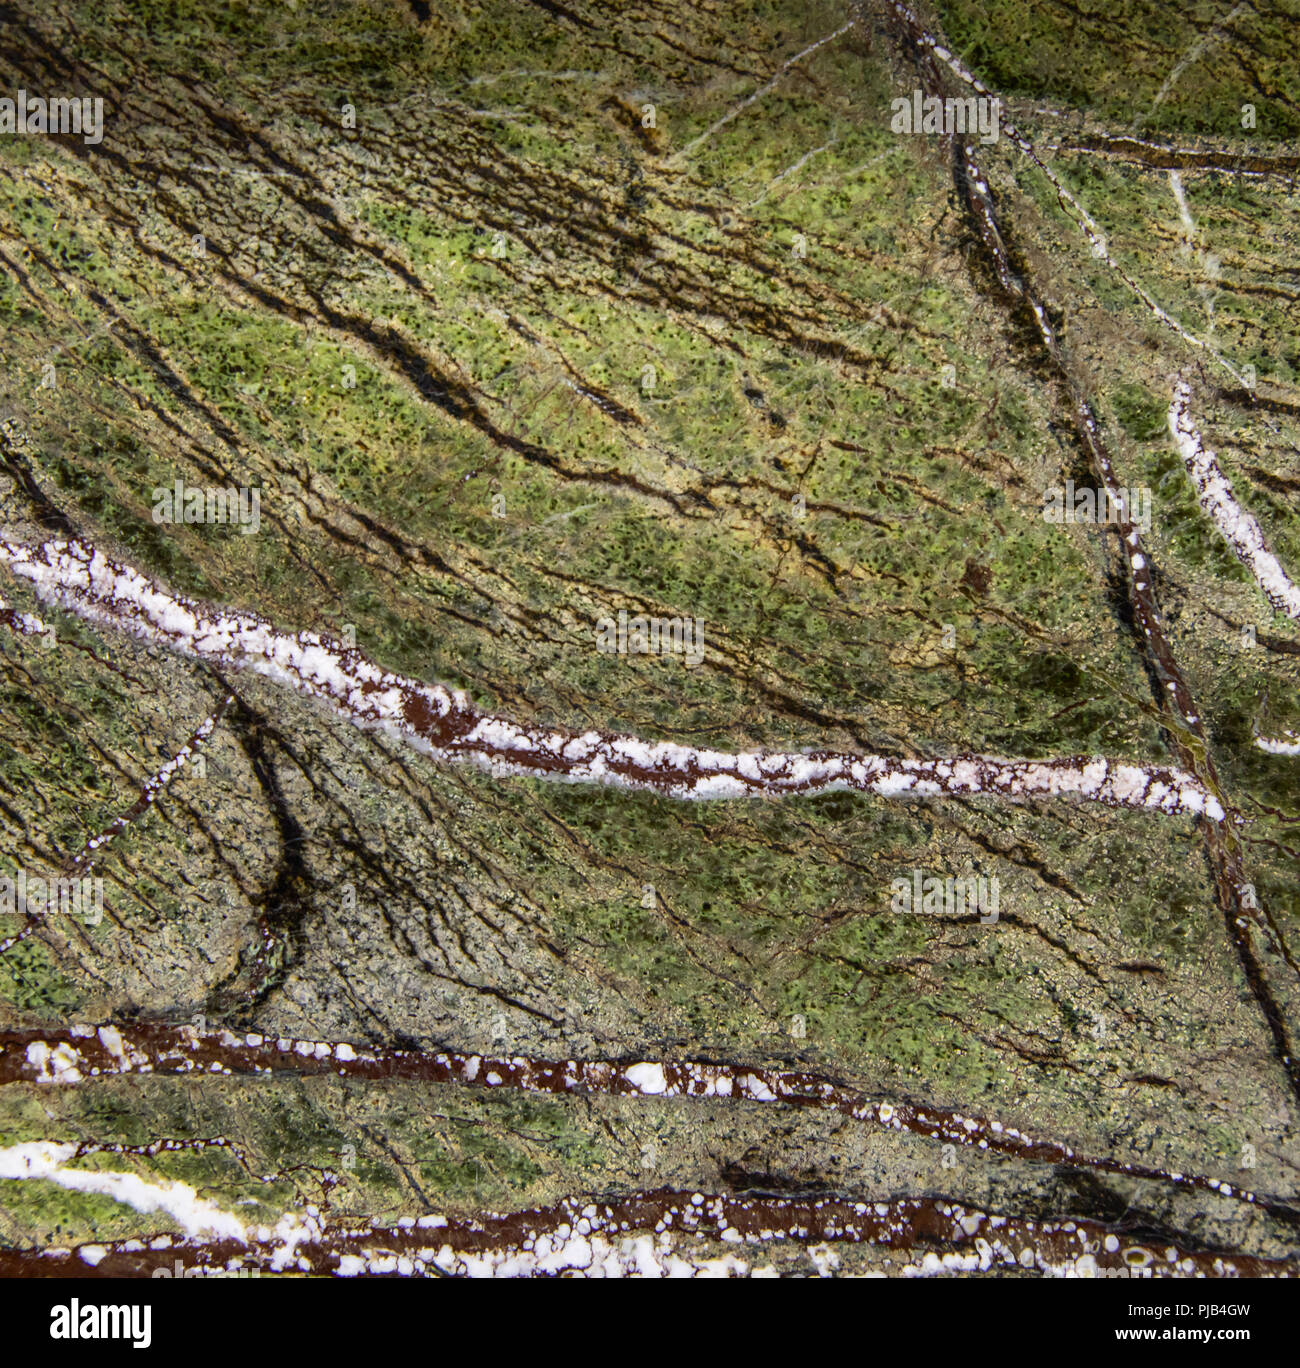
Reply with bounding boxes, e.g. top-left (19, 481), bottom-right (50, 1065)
top-left (672, 22), bottom-right (855, 162)
top-left (1138, 3), bottom-right (1250, 130)
top-left (1169, 382), bottom-right (1300, 619)
top-left (1169, 170), bottom-right (1198, 252)
top-left (0, 1141), bottom-right (245, 1242)
top-left (748, 138), bottom-right (840, 207)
